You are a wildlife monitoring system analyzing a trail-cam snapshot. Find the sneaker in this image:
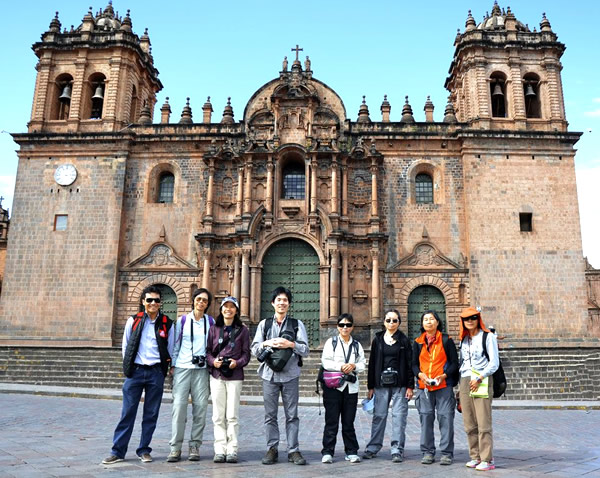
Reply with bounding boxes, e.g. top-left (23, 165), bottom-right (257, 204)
top-left (421, 454), bottom-right (435, 464)
top-left (440, 455), bottom-right (453, 466)
top-left (345, 454), bottom-right (361, 463)
top-left (226, 454), bottom-right (238, 463)
top-left (139, 453), bottom-right (152, 463)
top-left (213, 454), bottom-right (226, 463)
top-left (466, 459), bottom-right (481, 468)
top-left (102, 455), bottom-right (124, 465)
top-left (166, 450), bottom-right (181, 462)
top-left (362, 450), bottom-right (376, 459)
top-left (262, 447), bottom-right (278, 465)
top-left (188, 446), bottom-right (200, 461)
top-left (322, 454), bottom-right (333, 464)
top-left (476, 461), bottom-right (496, 471)
top-left (392, 453), bottom-right (403, 463)
top-left (288, 451), bottom-right (307, 465)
